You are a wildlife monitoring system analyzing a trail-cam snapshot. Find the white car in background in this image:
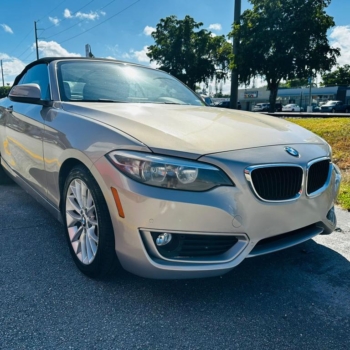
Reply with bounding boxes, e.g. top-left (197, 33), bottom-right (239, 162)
top-left (252, 103), bottom-right (270, 112)
top-left (282, 104), bottom-right (302, 112)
